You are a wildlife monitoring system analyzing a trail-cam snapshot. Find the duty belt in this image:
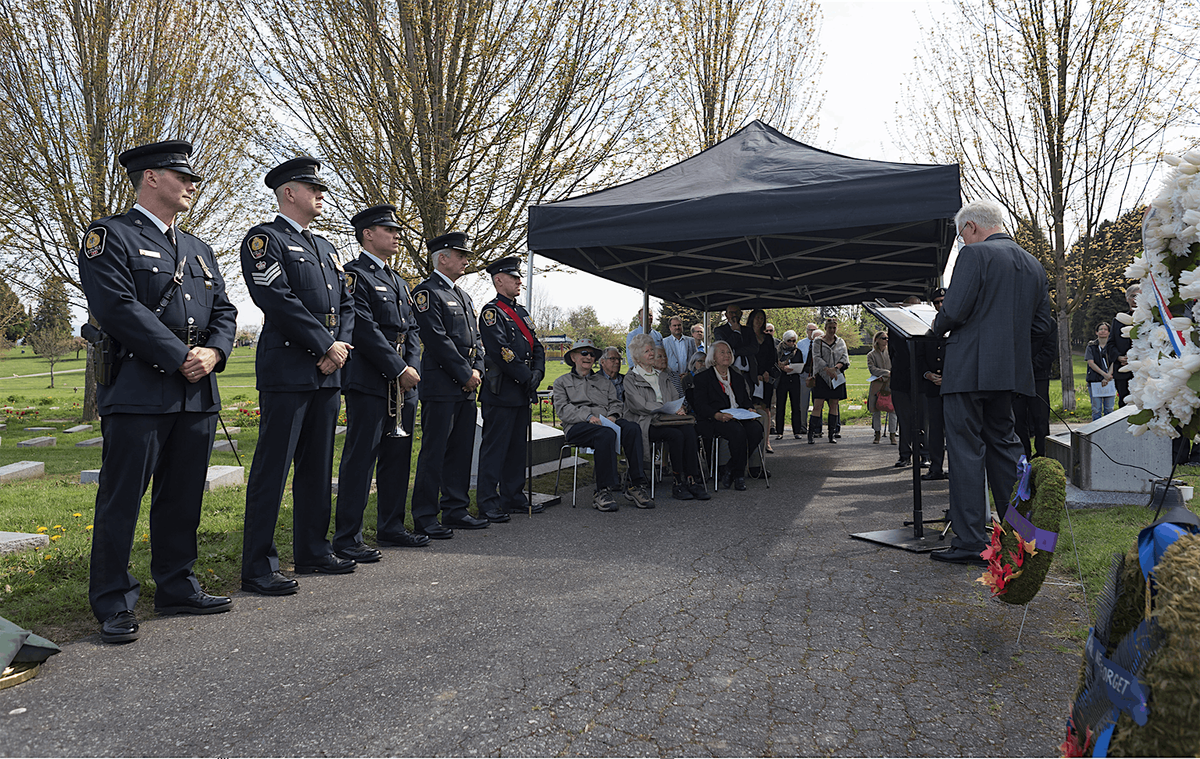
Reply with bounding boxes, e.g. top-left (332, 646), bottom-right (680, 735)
top-left (458, 346), bottom-right (478, 360)
top-left (169, 326), bottom-right (211, 347)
